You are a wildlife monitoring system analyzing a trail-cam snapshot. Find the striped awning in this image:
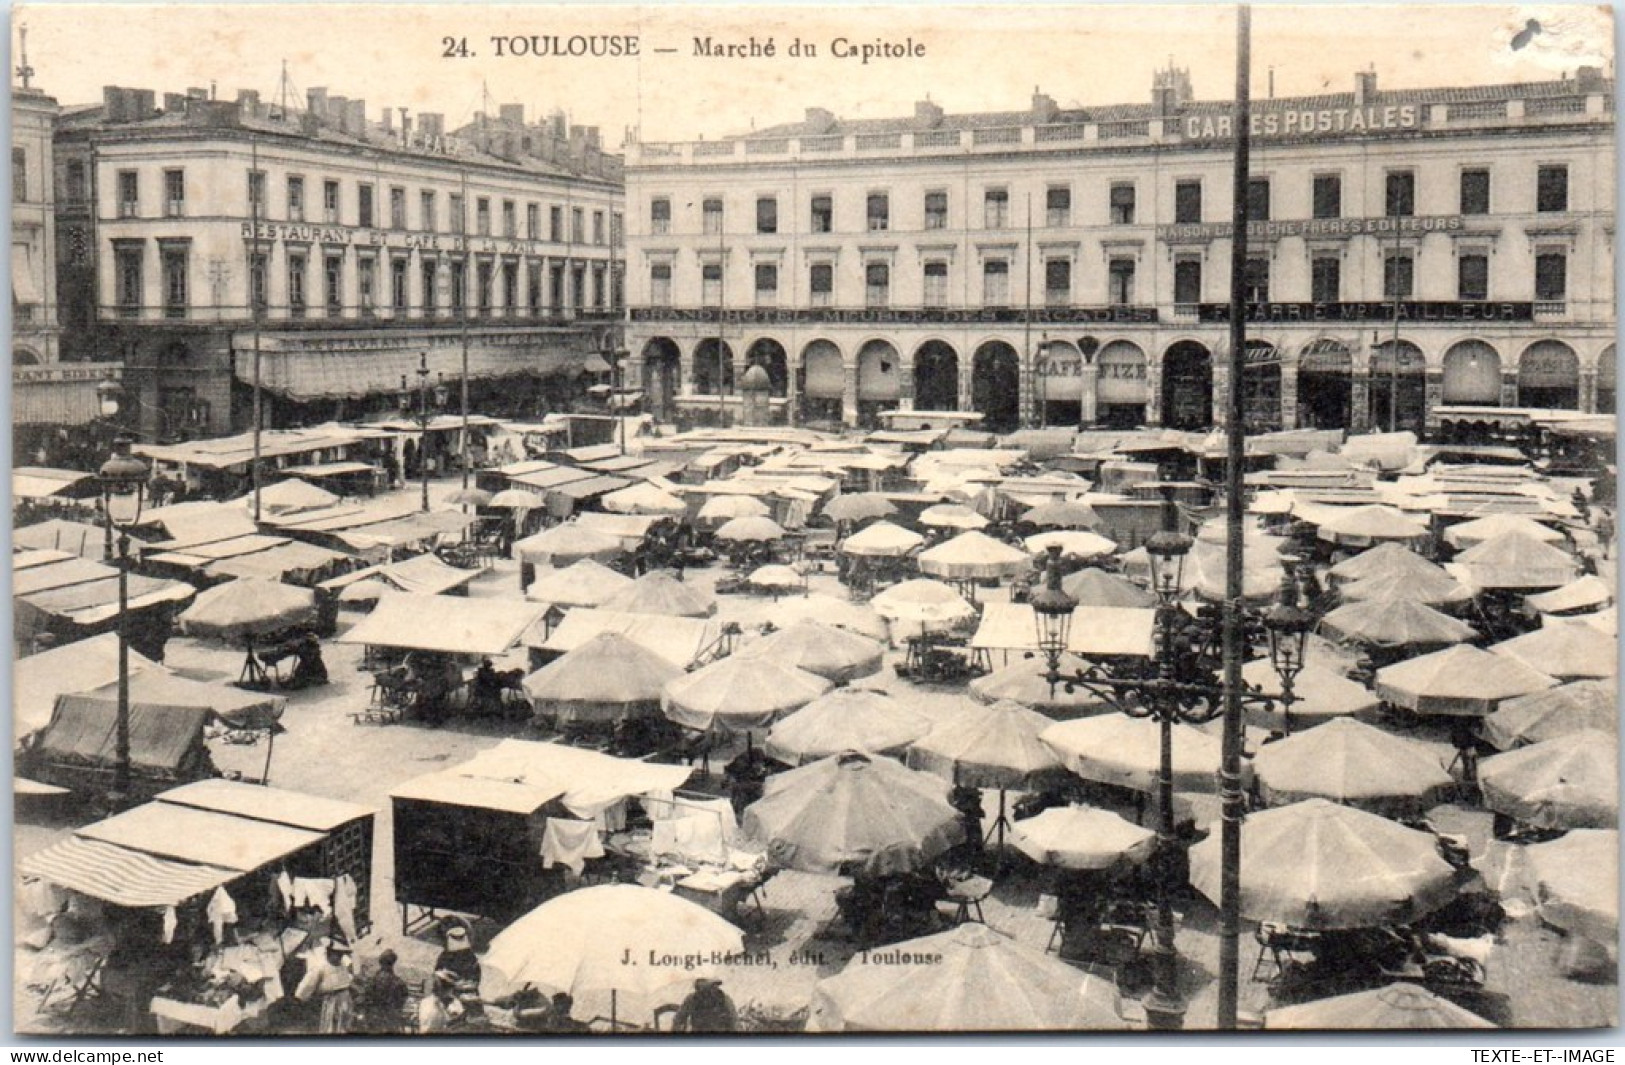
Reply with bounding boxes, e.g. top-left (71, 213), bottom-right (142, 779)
top-left (12, 380), bottom-right (106, 427)
top-left (20, 836), bottom-right (237, 908)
